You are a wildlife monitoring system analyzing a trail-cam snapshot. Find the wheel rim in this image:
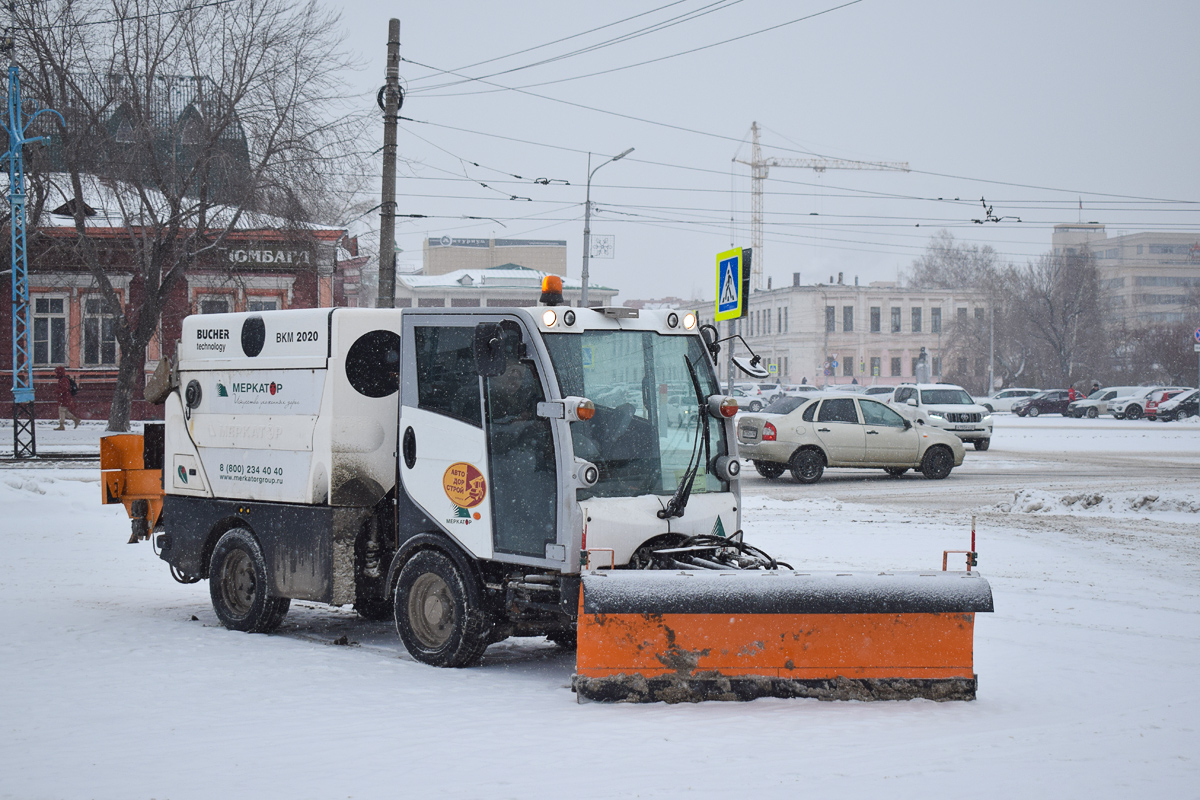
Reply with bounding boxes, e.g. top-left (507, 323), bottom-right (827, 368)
top-left (927, 449), bottom-right (951, 478)
top-left (219, 549), bottom-right (256, 618)
top-left (408, 573), bottom-right (455, 649)
top-left (797, 452), bottom-right (821, 480)
top-left (1029, 407), bottom-right (1039, 416)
